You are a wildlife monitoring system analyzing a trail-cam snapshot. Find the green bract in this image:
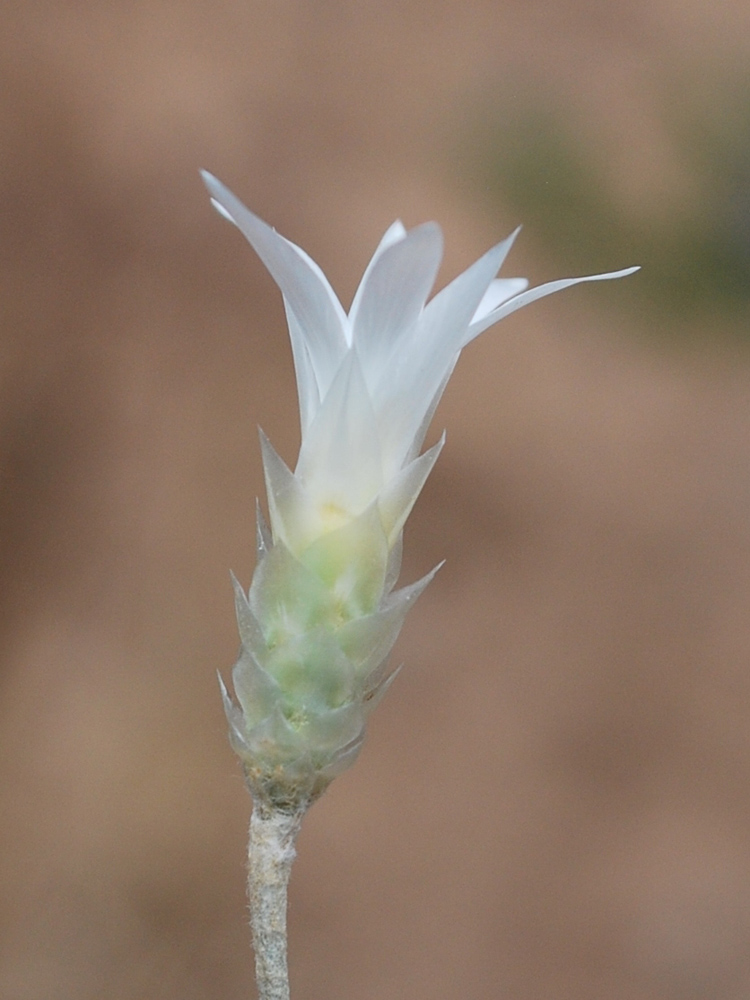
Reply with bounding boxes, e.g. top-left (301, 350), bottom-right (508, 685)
top-left (204, 172), bottom-right (638, 811)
